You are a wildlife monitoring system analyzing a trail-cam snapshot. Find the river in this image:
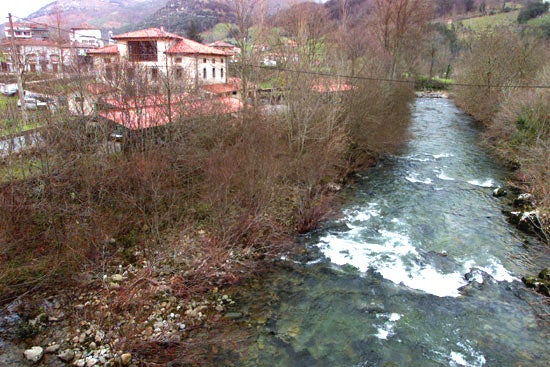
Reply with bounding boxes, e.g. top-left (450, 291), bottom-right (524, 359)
top-left (233, 98), bottom-right (549, 367)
